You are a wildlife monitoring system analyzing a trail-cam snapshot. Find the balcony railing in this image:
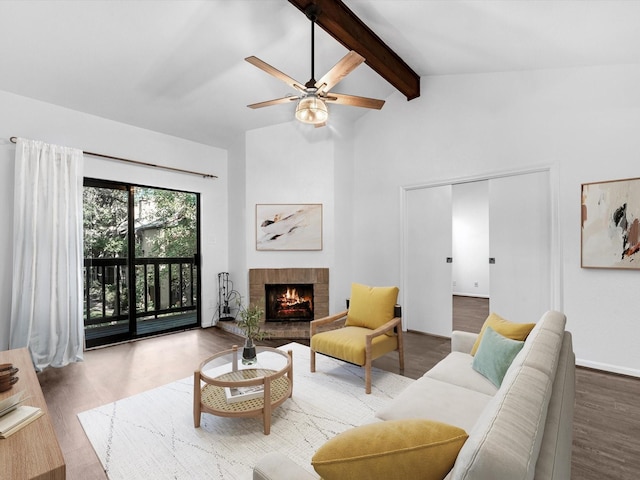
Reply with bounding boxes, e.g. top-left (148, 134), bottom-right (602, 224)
top-left (84, 256), bottom-right (197, 328)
